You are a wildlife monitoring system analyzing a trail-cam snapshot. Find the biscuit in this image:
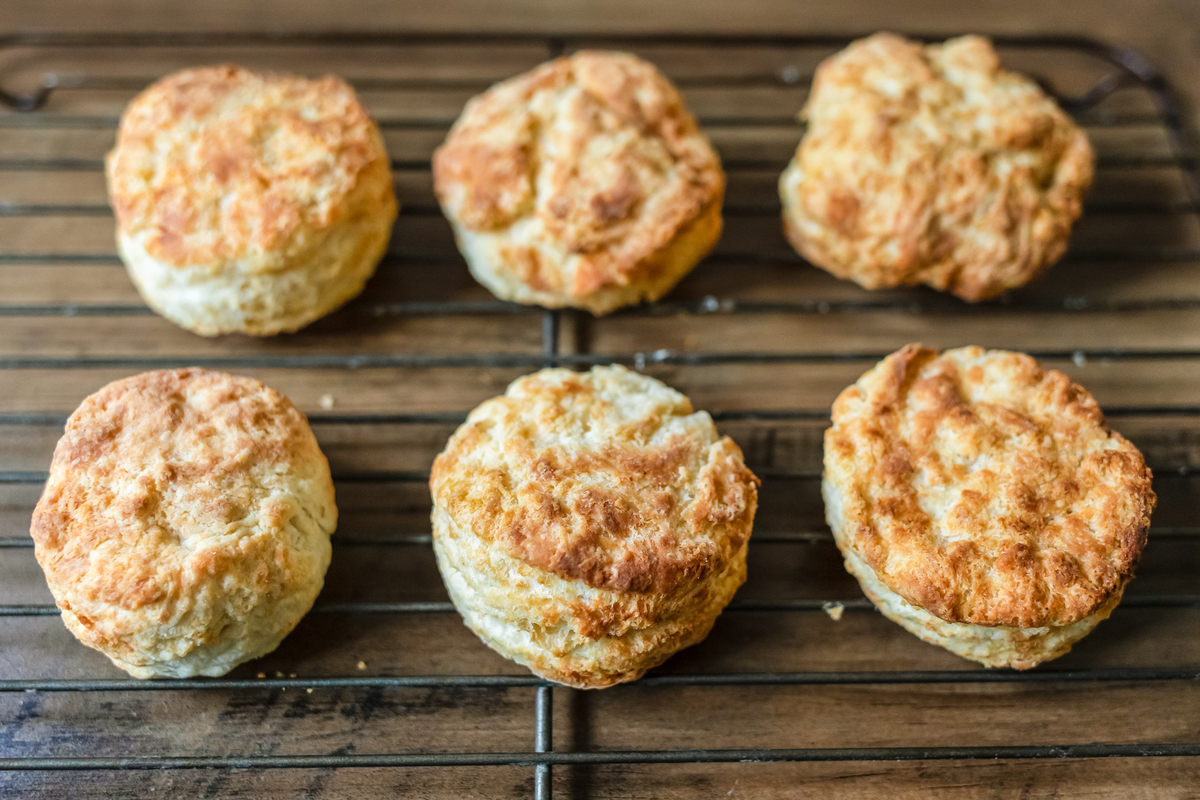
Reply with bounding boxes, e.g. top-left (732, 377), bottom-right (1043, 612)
top-left (433, 51), bottom-right (725, 315)
top-left (823, 345), bottom-right (1155, 668)
top-left (780, 34), bottom-right (1094, 301)
top-left (429, 365), bottom-right (759, 687)
top-left (30, 369), bottom-right (337, 678)
top-left (107, 65), bottom-right (398, 336)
